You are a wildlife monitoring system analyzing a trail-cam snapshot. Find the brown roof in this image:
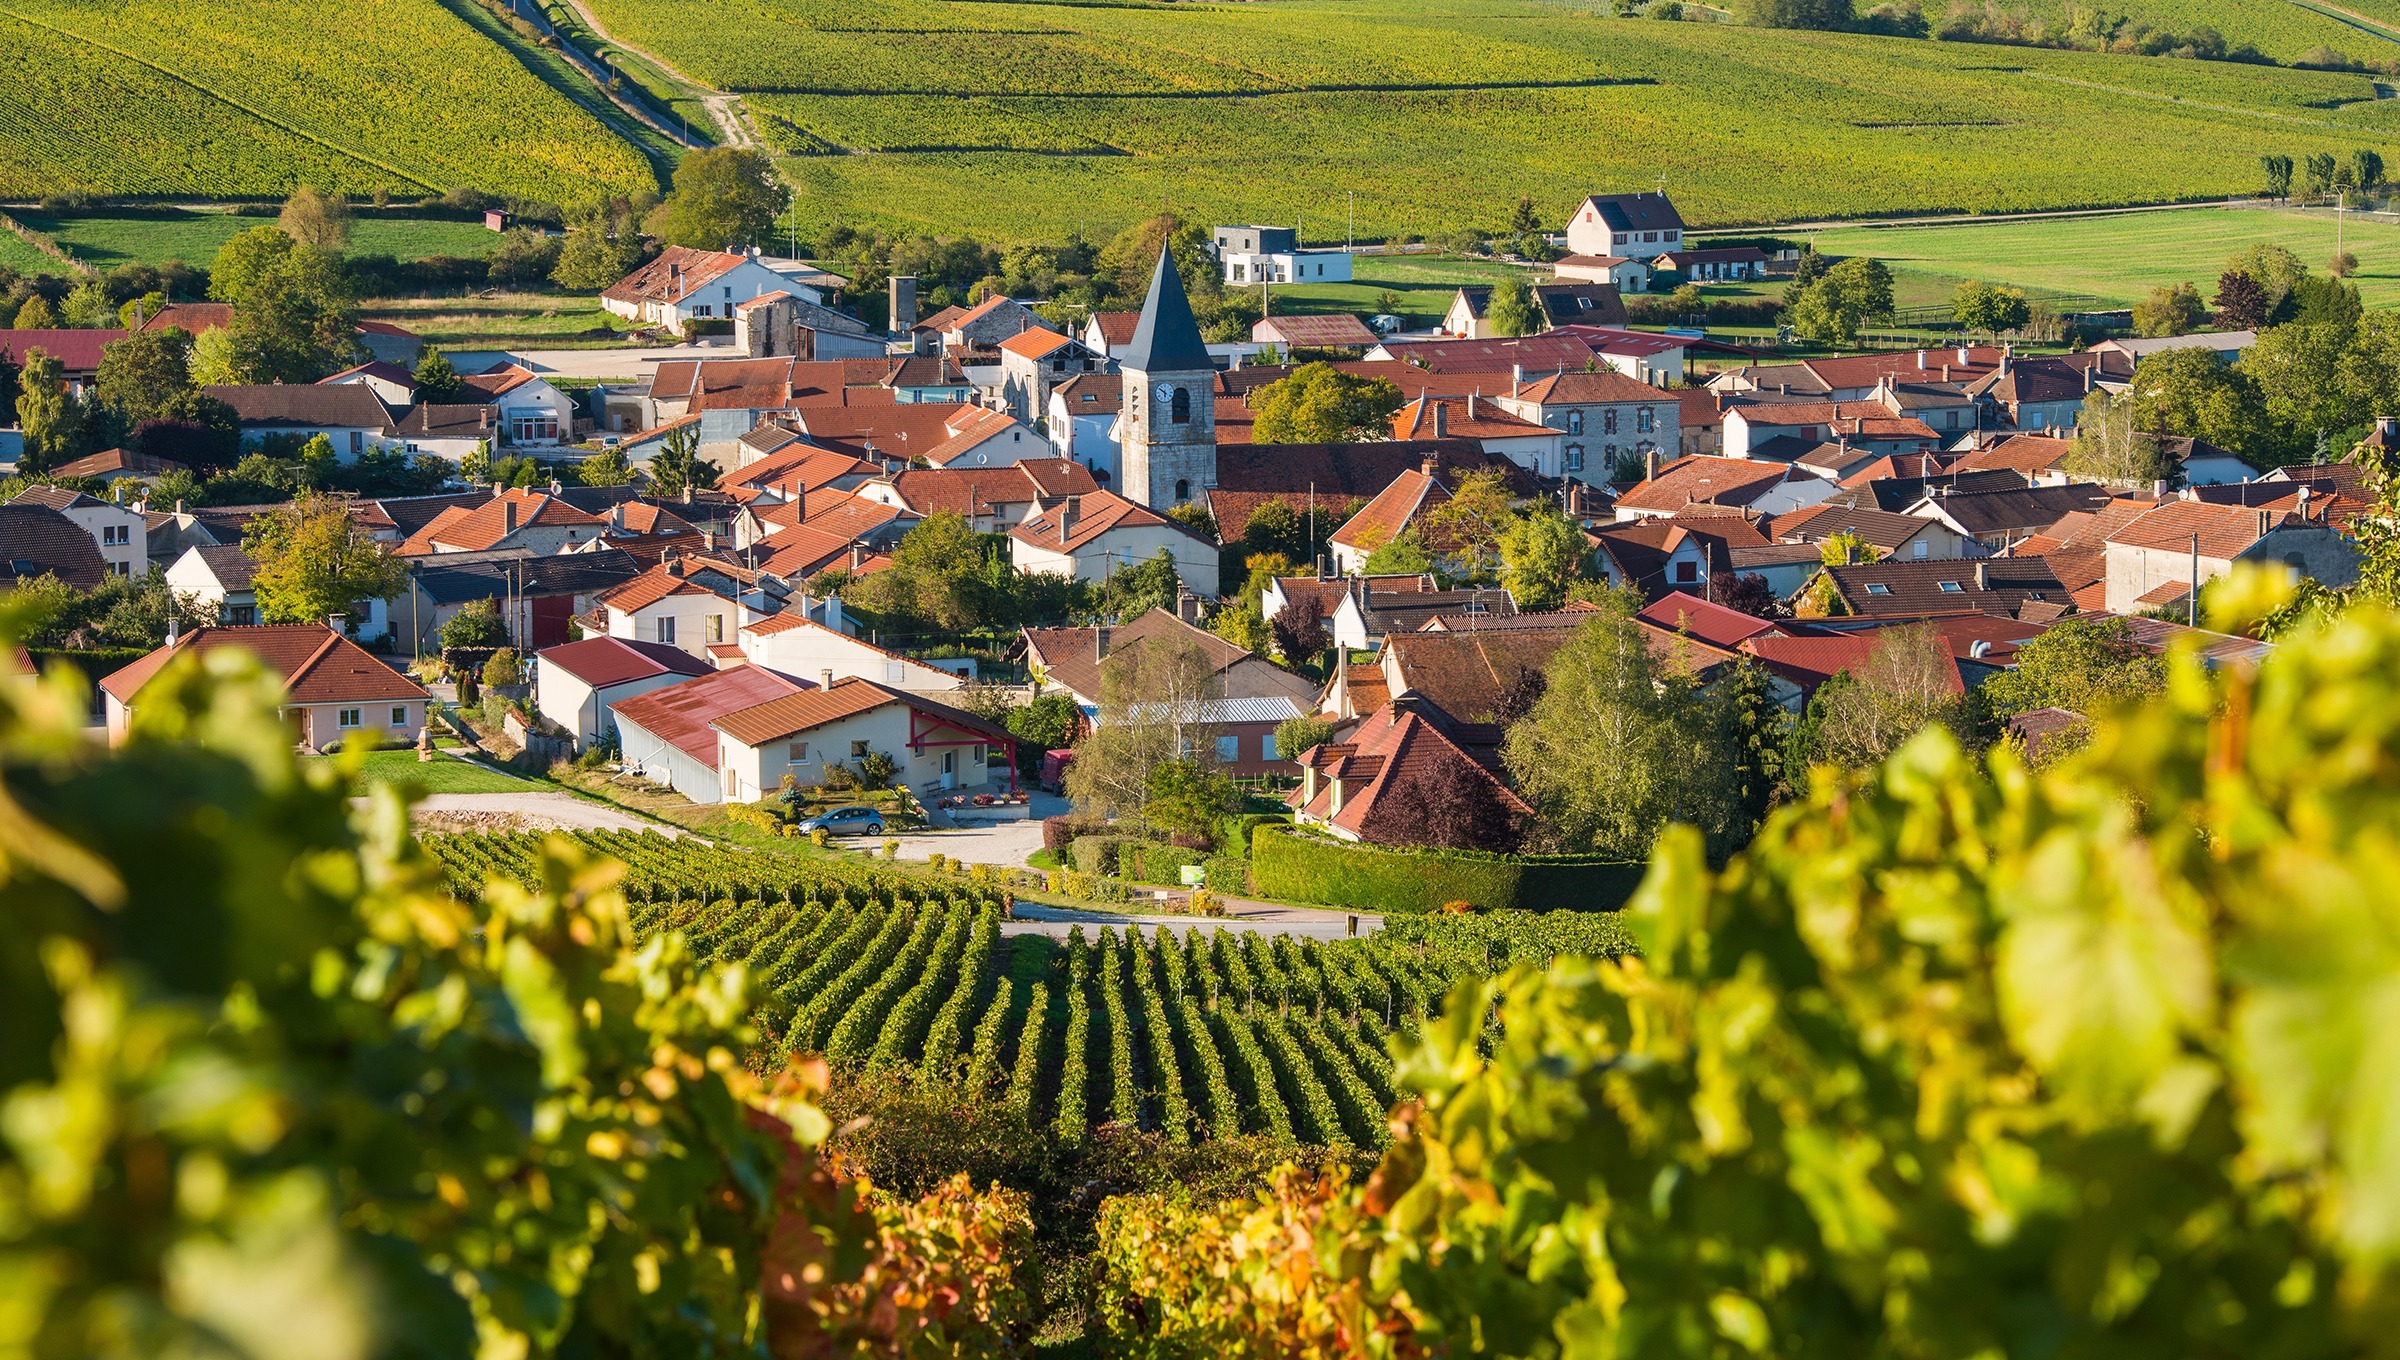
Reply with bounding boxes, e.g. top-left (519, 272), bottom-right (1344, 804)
top-left (459, 363), bottom-right (542, 401)
top-left (1391, 395), bottom-right (1556, 441)
top-left (1088, 311), bottom-right (1140, 346)
top-left (51, 447), bottom-right (189, 480)
top-left (101, 624), bottom-right (426, 706)
top-left (1329, 467), bottom-right (1448, 551)
top-left (138, 302), bottom-right (233, 335)
top-left (1257, 314), bottom-right (1380, 348)
top-left (2104, 499), bottom-right (2290, 560)
top-left (1020, 608), bottom-right (1257, 703)
top-left (1615, 456), bottom-right (1818, 514)
top-left (1817, 558), bottom-right (2070, 617)
top-left (1375, 334), bottom-right (1599, 373)
top-left (1955, 433), bottom-right (2076, 476)
top-left (537, 636), bottom-right (714, 688)
top-left (608, 665), bottom-right (809, 769)
top-left (0, 329), bottom-right (125, 374)
top-left (1632, 590), bottom-right (1781, 650)
top-left (405, 490), bottom-right (602, 554)
top-left (712, 675), bottom-right (1012, 749)
top-left (0, 503), bottom-right (109, 589)
top-left (1381, 629), bottom-right (1567, 724)
top-left (205, 384), bottom-right (396, 432)
top-left (791, 403), bottom-right (972, 461)
top-left (1290, 702), bottom-right (1532, 841)
top-left (601, 245), bottom-right (750, 307)
top-left (1009, 489), bottom-right (1200, 554)
top-left (1511, 369), bottom-right (1673, 405)
top-left (887, 460), bottom-right (1095, 517)
top-left (1771, 503), bottom-right (1940, 553)
top-left (1209, 439), bottom-right (1535, 541)
top-left (1742, 632), bottom-right (1965, 698)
